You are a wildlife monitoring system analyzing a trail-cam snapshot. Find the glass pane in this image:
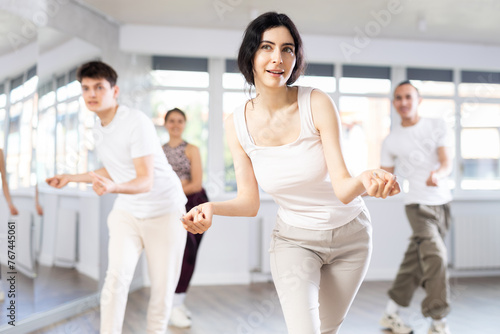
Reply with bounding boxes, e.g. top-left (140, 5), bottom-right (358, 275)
top-left (294, 76), bottom-right (336, 93)
top-left (37, 107), bottom-right (56, 182)
top-left (9, 101), bottom-right (23, 118)
top-left (151, 70), bottom-right (209, 88)
top-left (24, 76), bottom-right (38, 97)
top-left (0, 108), bottom-right (5, 148)
top-left (223, 92), bottom-right (247, 117)
top-left (66, 101), bottom-right (80, 175)
top-left (410, 80), bottom-right (455, 97)
top-left (418, 99), bottom-right (456, 126)
top-left (460, 128), bottom-right (500, 190)
top-left (223, 92), bottom-right (247, 192)
top-left (67, 80), bottom-right (82, 99)
top-left (80, 96), bottom-right (96, 128)
top-left (6, 117), bottom-right (20, 190)
top-left (84, 127), bottom-right (97, 172)
top-left (339, 97), bottom-right (391, 176)
top-left (223, 73), bottom-right (246, 90)
top-left (339, 78), bottom-right (391, 94)
top-left (10, 85), bottom-right (24, 104)
top-left (19, 99), bottom-right (34, 187)
top-left (79, 97), bottom-right (96, 172)
top-left (0, 94), bottom-right (6, 108)
top-left (461, 129), bottom-right (500, 159)
top-left (461, 179), bottom-right (500, 190)
top-left (56, 103), bottom-right (67, 175)
top-left (39, 91), bottom-right (56, 110)
top-left (461, 103), bottom-right (500, 128)
top-left (57, 85), bottom-right (67, 101)
top-left (458, 83), bottom-right (500, 98)
top-left (150, 89), bottom-right (209, 179)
